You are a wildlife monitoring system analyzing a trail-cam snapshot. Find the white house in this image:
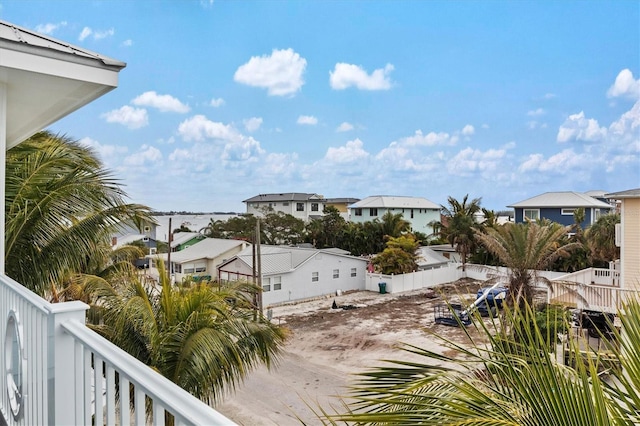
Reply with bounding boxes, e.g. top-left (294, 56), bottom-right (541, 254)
top-left (243, 192), bottom-right (326, 221)
top-left (218, 245), bottom-right (368, 306)
top-left (0, 19), bottom-right (233, 424)
top-left (348, 195), bottom-right (441, 235)
top-left (153, 237), bottom-right (249, 282)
